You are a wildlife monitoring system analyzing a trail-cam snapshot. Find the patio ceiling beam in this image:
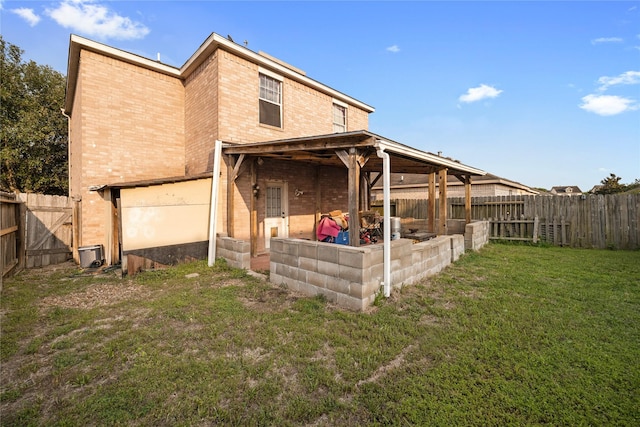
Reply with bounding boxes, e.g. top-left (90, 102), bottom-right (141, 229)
top-left (230, 154), bottom-right (245, 182)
